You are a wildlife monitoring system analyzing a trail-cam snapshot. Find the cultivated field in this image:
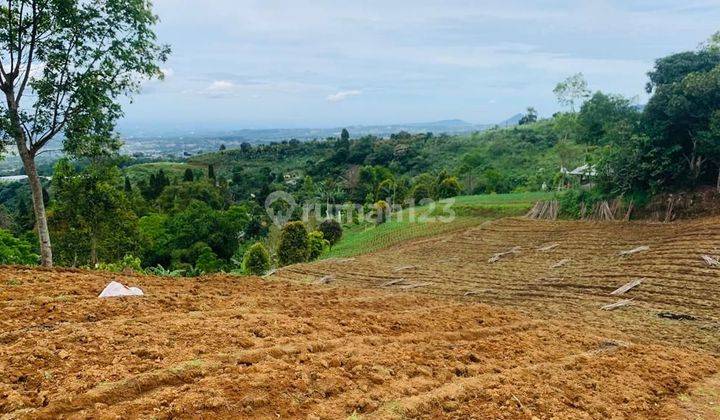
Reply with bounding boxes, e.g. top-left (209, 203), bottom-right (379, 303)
top-left (2, 216), bottom-right (720, 418)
